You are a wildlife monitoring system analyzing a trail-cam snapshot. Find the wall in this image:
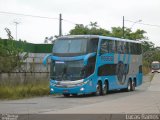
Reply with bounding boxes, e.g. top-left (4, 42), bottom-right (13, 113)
top-left (0, 72), bottom-right (50, 86)
top-left (0, 39), bottom-right (53, 85)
